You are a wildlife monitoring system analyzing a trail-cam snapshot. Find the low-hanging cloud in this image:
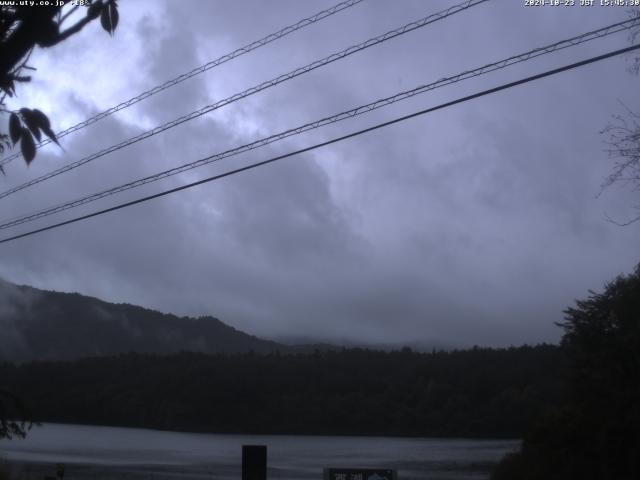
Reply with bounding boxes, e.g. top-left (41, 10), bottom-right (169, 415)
top-left (0, 0), bottom-right (638, 349)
